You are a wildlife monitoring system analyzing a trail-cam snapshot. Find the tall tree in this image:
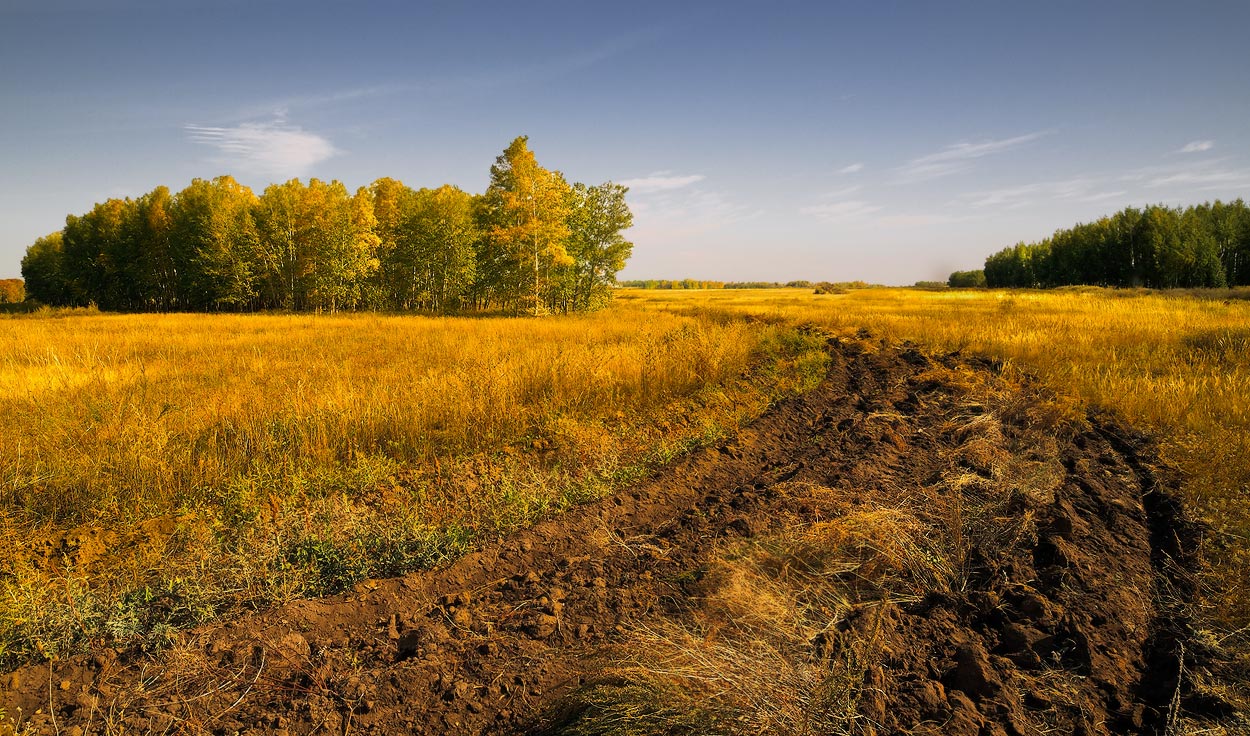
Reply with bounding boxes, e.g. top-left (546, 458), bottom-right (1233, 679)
top-left (564, 182), bottom-right (633, 312)
top-left (254, 179), bottom-right (378, 312)
top-left (21, 232), bottom-right (72, 305)
top-left (404, 185), bottom-right (478, 312)
top-left (127, 186), bottom-right (176, 309)
top-left (480, 136), bottom-right (573, 314)
top-left (368, 177), bottom-right (417, 309)
top-left (171, 176), bottom-right (260, 310)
